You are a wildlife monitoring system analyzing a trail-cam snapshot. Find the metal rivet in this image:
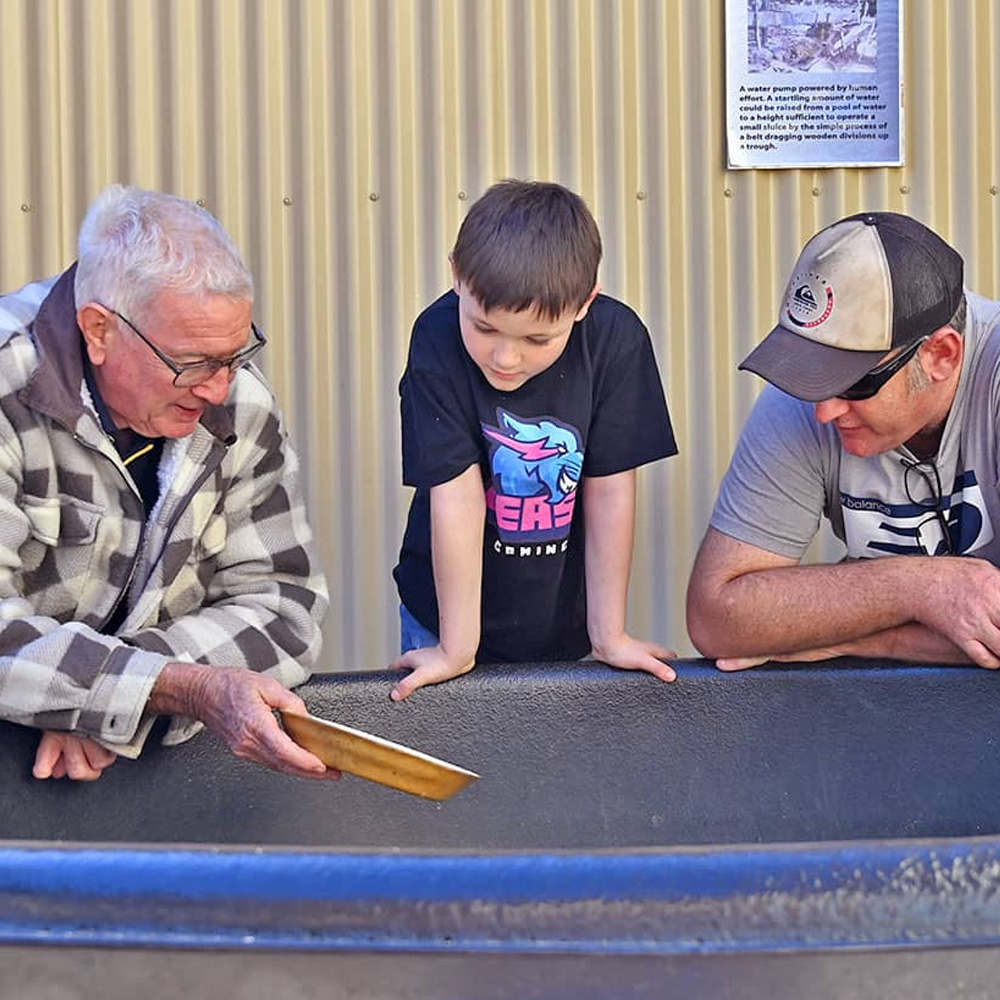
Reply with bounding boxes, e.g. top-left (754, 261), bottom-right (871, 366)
top-left (20, 203), bottom-right (32, 213)
top-left (899, 184), bottom-right (910, 195)
top-left (282, 196), bottom-right (293, 206)
top-left (723, 188), bottom-right (733, 198)
top-left (636, 190), bottom-right (647, 201)
top-left (991, 186), bottom-right (998, 196)
top-left (457, 190), bottom-right (468, 201)
top-left (811, 186), bottom-right (821, 197)
top-left (369, 192), bottom-right (379, 202)
top-left (196, 198), bottom-right (206, 207)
